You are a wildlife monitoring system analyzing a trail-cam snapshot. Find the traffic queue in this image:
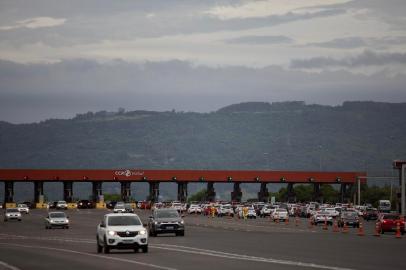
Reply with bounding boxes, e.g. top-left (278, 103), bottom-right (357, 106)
top-left (145, 200), bottom-right (405, 236)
